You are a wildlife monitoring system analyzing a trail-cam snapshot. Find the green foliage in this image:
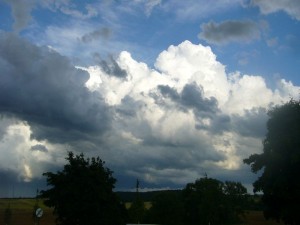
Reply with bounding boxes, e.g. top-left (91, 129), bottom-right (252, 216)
top-left (128, 196), bottom-right (145, 223)
top-left (128, 179), bottom-right (146, 223)
top-left (146, 191), bottom-right (184, 225)
top-left (40, 152), bottom-right (127, 225)
top-left (183, 177), bottom-right (247, 225)
top-left (4, 204), bottom-right (12, 225)
top-left (244, 99), bottom-right (300, 225)
top-left (223, 181), bottom-right (248, 222)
